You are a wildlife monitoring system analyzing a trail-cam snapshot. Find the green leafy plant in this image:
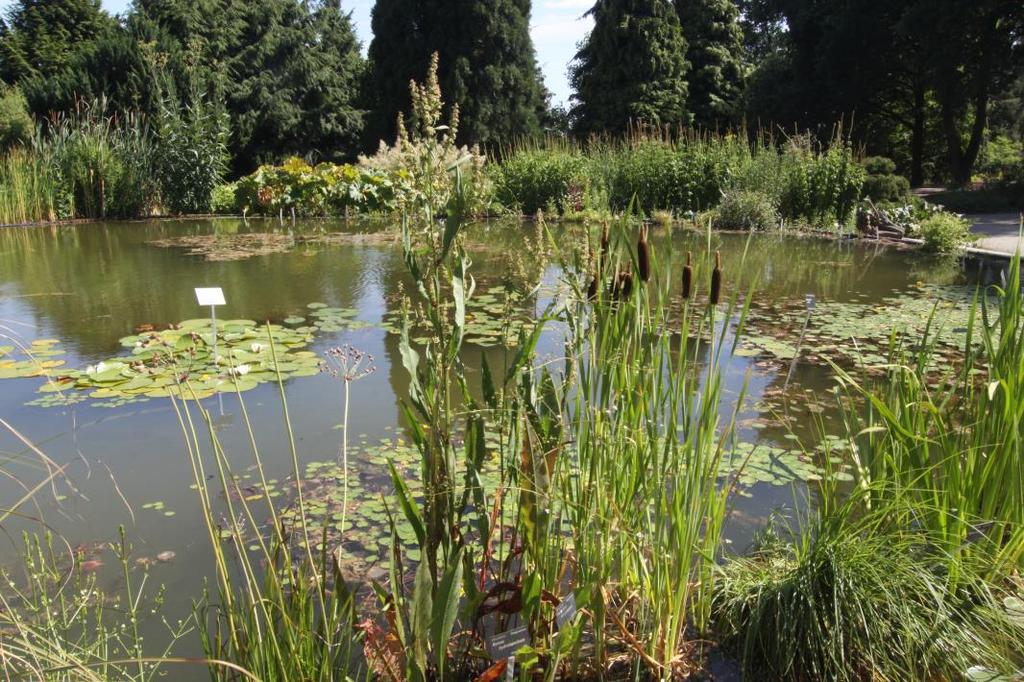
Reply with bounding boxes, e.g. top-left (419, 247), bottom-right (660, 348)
top-left (0, 84), bottom-right (33, 150)
top-left (861, 156), bottom-right (911, 203)
top-left (918, 211), bottom-right (974, 253)
top-left (235, 157), bottom-right (408, 217)
top-left (714, 189), bottom-right (780, 231)
top-left (153, 93), bottom-right (229, 215)
top-left (491, 143), bottom-right (591, 215)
